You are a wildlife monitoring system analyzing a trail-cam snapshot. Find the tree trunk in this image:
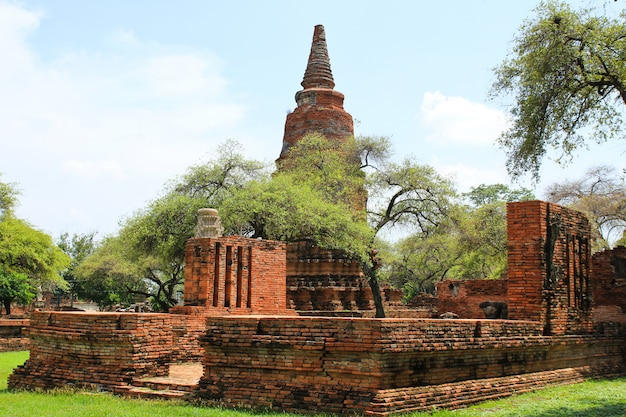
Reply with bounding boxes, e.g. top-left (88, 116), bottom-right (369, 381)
top-left (369, 275), bottom-right (386, 318)
top-left (361, 264), bottom-right (386, 318)
top-left (2, 298), bottom-right (11, 316)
